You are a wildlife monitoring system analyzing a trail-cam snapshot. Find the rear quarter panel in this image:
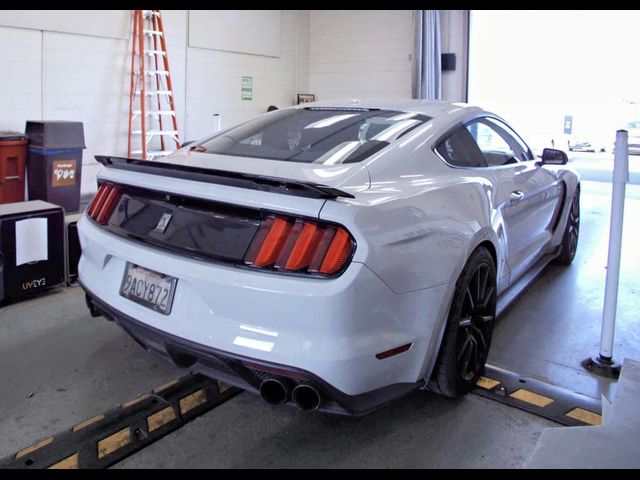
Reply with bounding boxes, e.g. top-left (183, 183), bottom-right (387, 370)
top-left (320, 115), bottom-right (500, 295)
top-left (321, 174), bottom-right (497, 295)
top-left (318, 121), bottom-right (501, 384)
